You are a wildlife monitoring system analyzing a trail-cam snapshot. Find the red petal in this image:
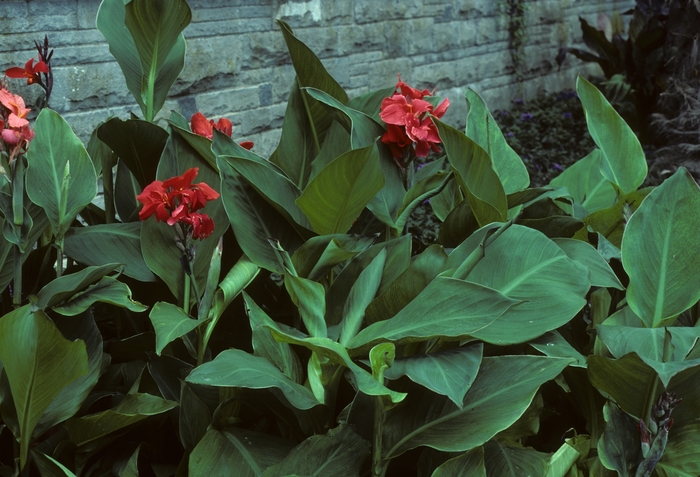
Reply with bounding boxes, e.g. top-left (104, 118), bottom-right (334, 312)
top-left (4, 67), bottom-right (27, 79)
top-left (433, 98), bottom-right (450, 119)
top-left (214, 118), bottom-right (233, 137)
top-left (190, 112), bottom-right (213, 139)
top-left (33, 60), bottom-right (49, 74)
top-left (380, 95), bottom-right (411, 125)
top-left (239, 141), bottom-right (254, 150)
top-left (163, 167), bottom-right (199, 190)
